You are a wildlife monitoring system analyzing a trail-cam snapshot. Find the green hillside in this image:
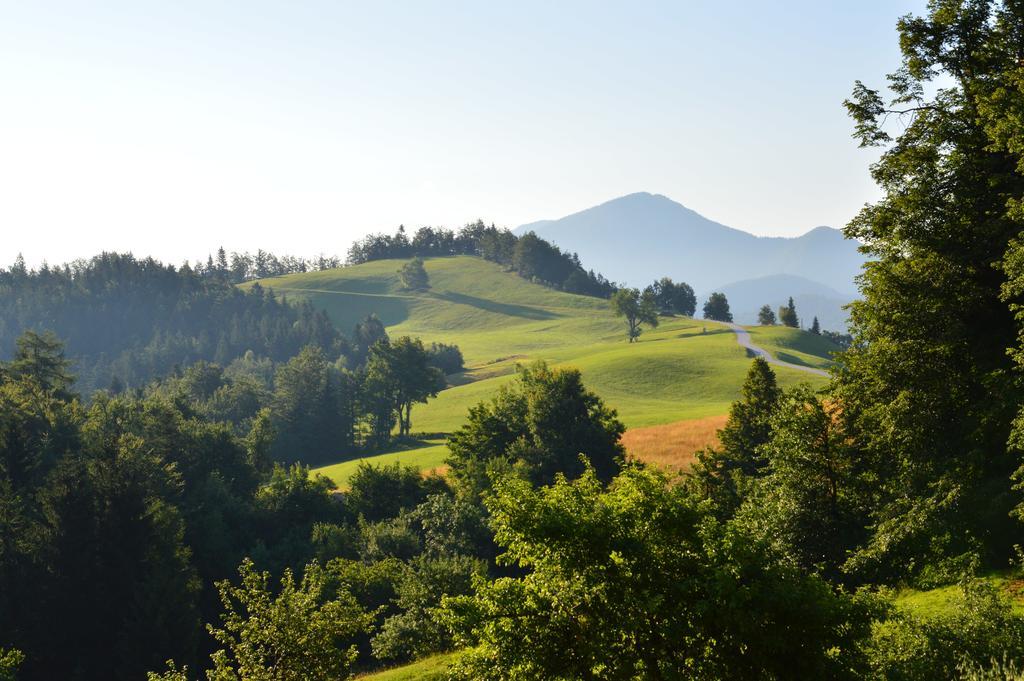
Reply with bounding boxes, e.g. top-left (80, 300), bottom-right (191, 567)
top-left (251, 256), bottom-right (838, 482)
